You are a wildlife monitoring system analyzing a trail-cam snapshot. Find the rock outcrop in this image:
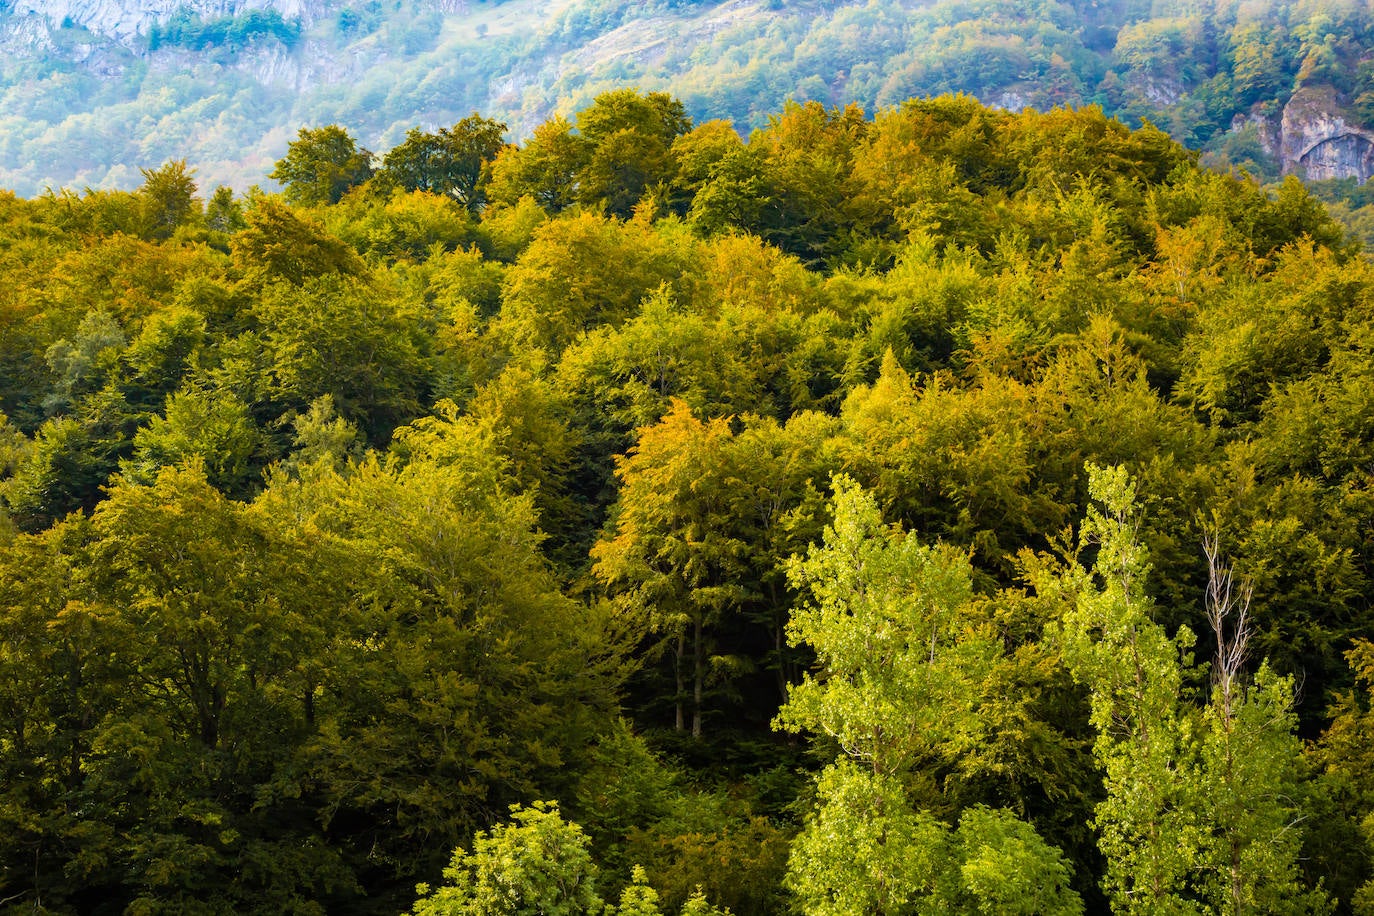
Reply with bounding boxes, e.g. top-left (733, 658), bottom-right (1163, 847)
top-left (1275, 85), bottom-right (1374, 182)
top-left (15, 0), bottom-right (304, 43)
